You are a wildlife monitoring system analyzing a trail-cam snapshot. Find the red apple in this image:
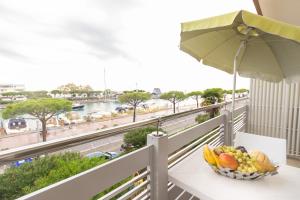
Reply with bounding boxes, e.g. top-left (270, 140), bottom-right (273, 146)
top-left (219, 153), bottom-right (238, 170)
